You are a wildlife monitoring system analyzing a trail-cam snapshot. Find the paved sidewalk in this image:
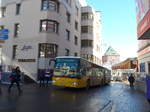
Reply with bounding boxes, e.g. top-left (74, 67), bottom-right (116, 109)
top-left (109, 82), bottom-right (150, 112)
